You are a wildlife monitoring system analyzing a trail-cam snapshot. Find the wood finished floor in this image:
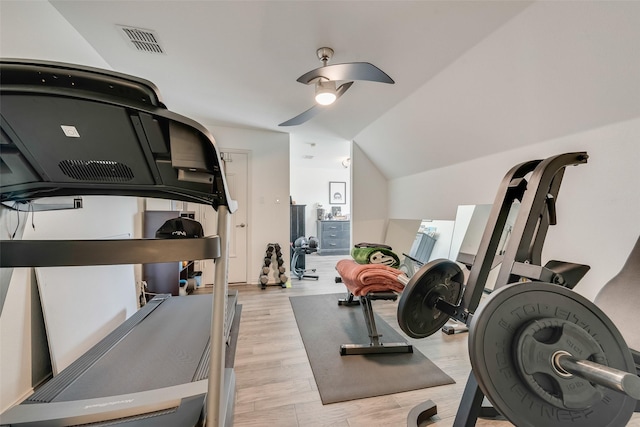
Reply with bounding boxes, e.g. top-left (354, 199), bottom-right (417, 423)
top-left (205, 254), bottom-right (640, 427)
